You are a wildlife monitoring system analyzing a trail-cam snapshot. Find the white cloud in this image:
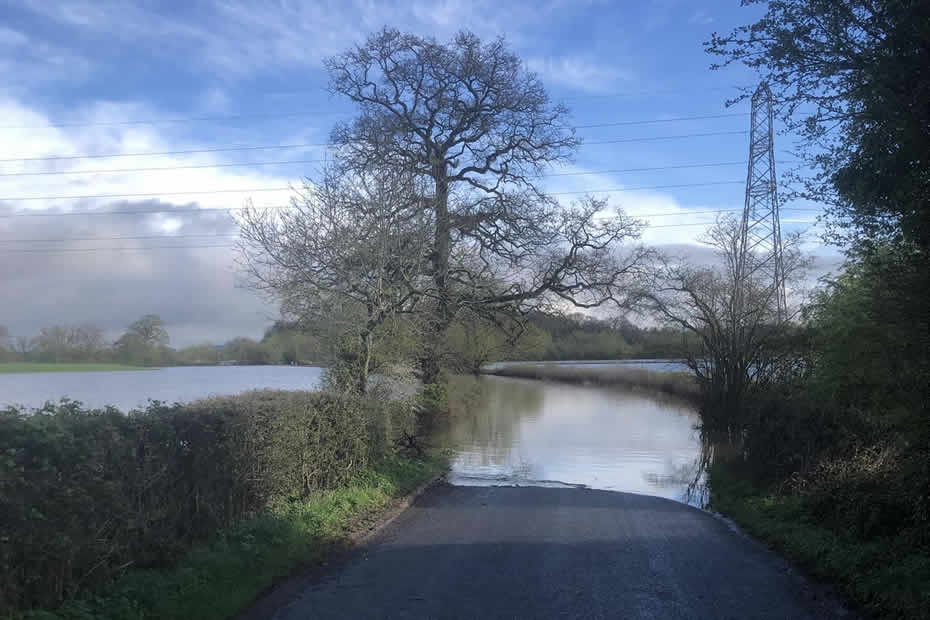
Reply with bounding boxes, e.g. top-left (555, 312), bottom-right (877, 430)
top-left (689, 10), bottom-right (714, 25)
top-left (526, 56), bottom-right (632, 93)
top-left (0, 96), bottom-right (322, 342)
top-left (16, 0), bottom-right (593, 79)
top-left (0, 98), bottom-right (316, 213)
